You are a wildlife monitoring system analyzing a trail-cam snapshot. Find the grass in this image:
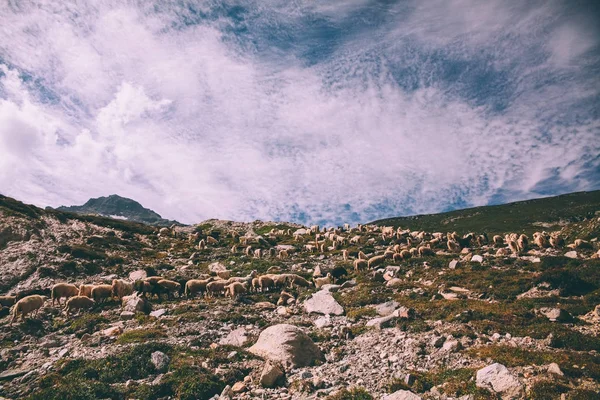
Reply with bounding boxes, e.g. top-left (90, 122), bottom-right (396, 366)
top-left (387, 368), bottom-right (491, 398)
top-left (116, 328), bottom-right (167, 344)
top-left (326, 387), bottom-right (373, 400)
